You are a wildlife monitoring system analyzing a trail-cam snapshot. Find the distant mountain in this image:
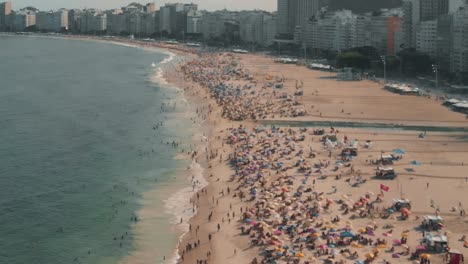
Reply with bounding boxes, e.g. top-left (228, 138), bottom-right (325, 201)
top-left (326, 0), bottom-right (403, 13)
